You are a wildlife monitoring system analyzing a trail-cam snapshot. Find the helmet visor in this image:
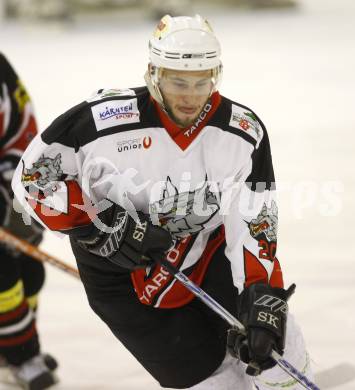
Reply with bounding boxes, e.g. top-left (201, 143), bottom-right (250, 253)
top-left (158, 69), bottom-right (216, 97)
